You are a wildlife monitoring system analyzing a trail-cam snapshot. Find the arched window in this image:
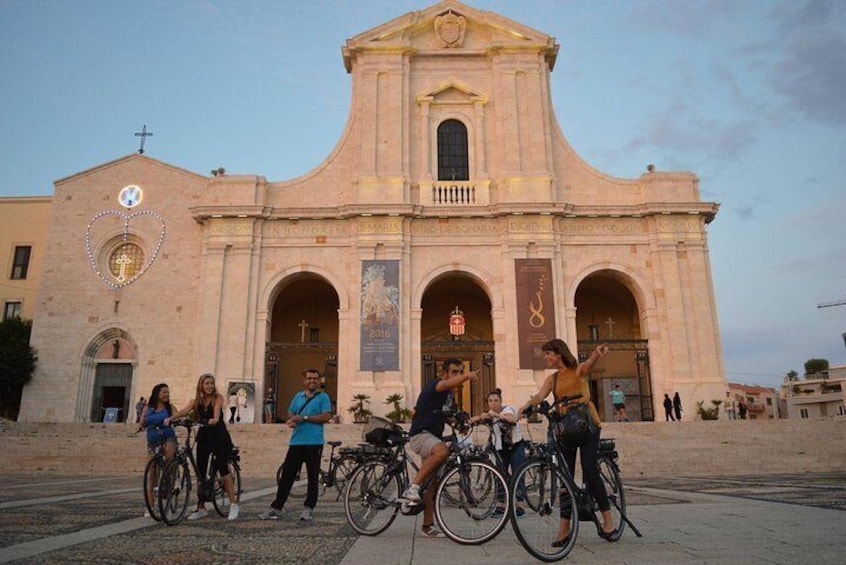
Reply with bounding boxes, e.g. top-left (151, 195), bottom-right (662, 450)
top-left (437, 120), bottom-right (469, 181)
